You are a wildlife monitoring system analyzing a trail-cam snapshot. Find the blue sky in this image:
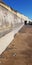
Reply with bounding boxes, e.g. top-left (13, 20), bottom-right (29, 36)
top-left (3, 0), bottom-right (32, 19)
